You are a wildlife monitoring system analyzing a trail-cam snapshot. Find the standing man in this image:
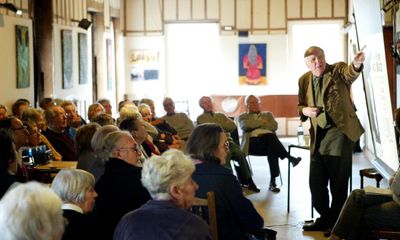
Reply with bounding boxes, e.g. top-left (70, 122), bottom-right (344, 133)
top-left (298, 46), bottom-right (365, 233)
top-left (197, 96), bottom-right (259, 192)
